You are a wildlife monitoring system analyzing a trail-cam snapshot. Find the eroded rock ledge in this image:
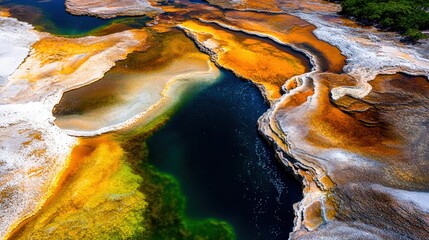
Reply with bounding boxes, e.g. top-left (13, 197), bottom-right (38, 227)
top-left (65, 0), bottom-right (162, 19)
top-left (259, 72), bottom-right (429, 239)
top-left (200, 0), bottom-right (429, 239)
